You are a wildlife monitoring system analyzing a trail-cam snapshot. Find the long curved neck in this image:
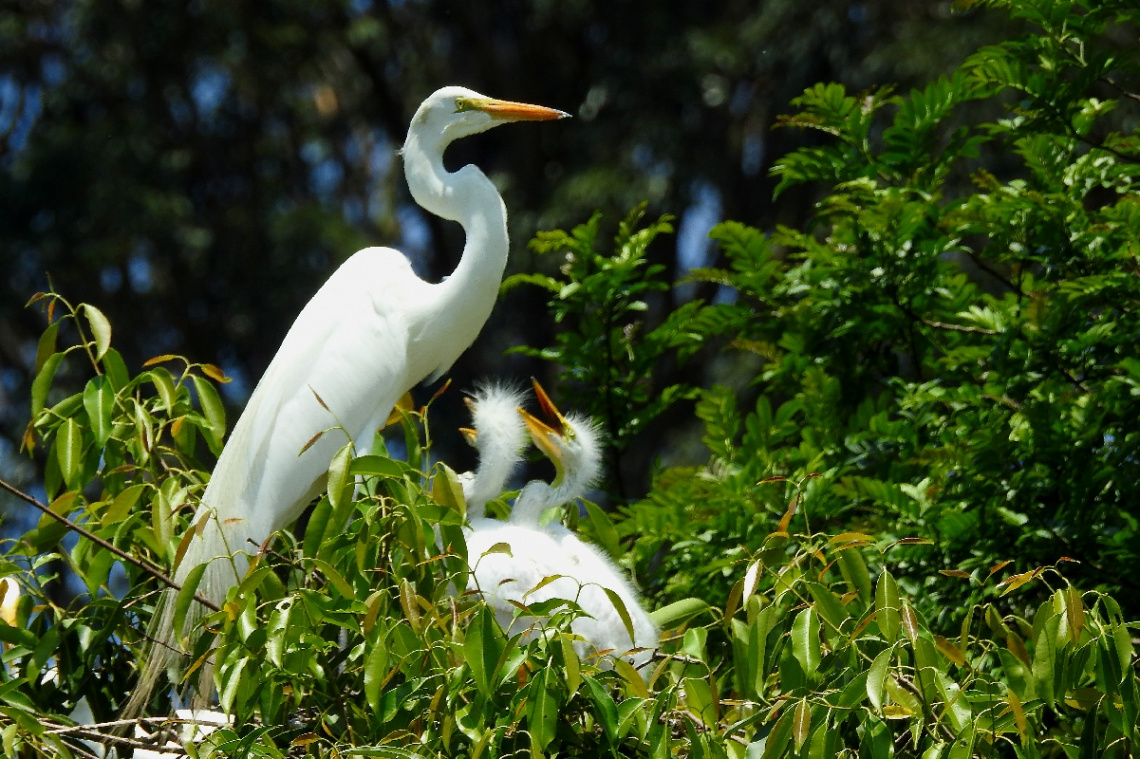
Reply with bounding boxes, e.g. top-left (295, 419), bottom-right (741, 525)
top-left (402, 130), bottom-right (509, 378)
